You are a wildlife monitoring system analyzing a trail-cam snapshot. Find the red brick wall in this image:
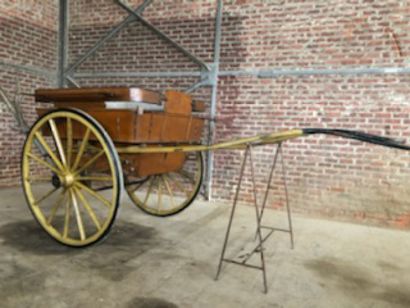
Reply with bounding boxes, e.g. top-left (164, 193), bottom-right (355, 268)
top-left (0, 1), bottom-right (57, 186)
top-left (12, 0), bottom-right (409, 228)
